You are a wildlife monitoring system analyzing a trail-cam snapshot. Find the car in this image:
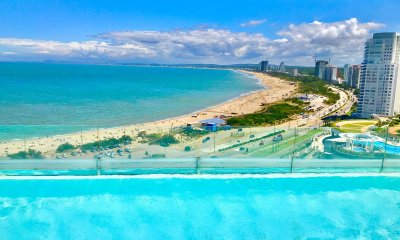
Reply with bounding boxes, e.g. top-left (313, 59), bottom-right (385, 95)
top-left (125, 148), bottom-right (132, 153)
